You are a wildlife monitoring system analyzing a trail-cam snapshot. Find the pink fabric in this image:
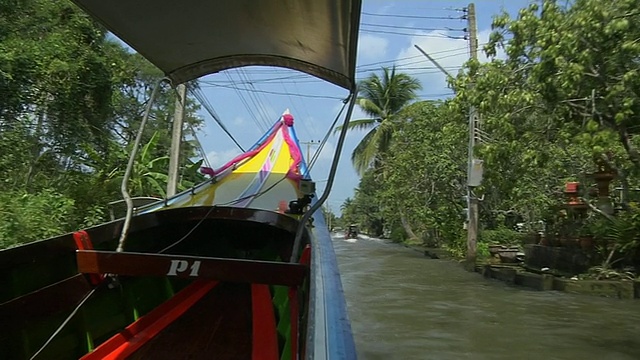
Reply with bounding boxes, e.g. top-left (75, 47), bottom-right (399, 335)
top-left (281, 126), bottom-right (303, 181)
top-left (283, 114), bottom-right (294, 127)
top-left (200, 167), bottom-right (216, 177)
